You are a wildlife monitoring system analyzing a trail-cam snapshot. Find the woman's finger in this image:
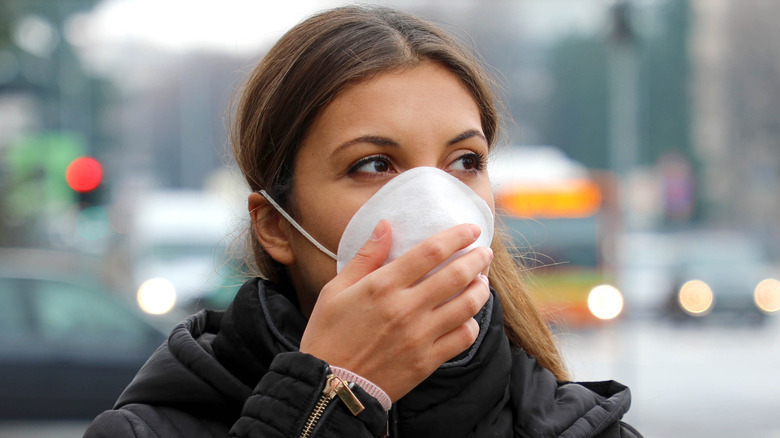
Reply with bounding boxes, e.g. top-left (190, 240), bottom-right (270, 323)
top-left (431, 317), bottom-right (481, 363)
top-left (428, 273), bottom-right (491, 339)
top-left (414, 245), bottom-right (493, 308)
top-left (326, 220), bottom-right (393, 294)
top-left (385, 223), bottom-right (482, 288)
